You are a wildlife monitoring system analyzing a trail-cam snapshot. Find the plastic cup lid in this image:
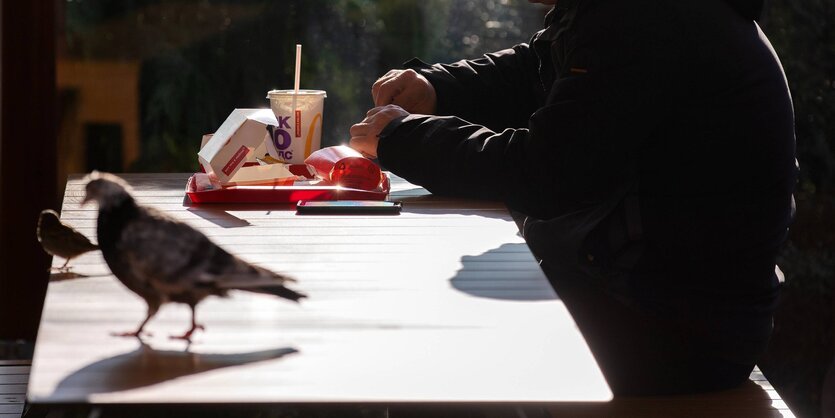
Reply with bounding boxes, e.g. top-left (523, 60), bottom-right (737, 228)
top-left (267, 89), bottom-right (327, 98)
